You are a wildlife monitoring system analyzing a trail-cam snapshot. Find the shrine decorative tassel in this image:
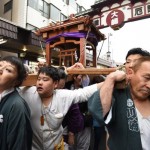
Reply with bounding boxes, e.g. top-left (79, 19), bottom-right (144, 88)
top-left (40, 115), bottom-right (44, 126)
